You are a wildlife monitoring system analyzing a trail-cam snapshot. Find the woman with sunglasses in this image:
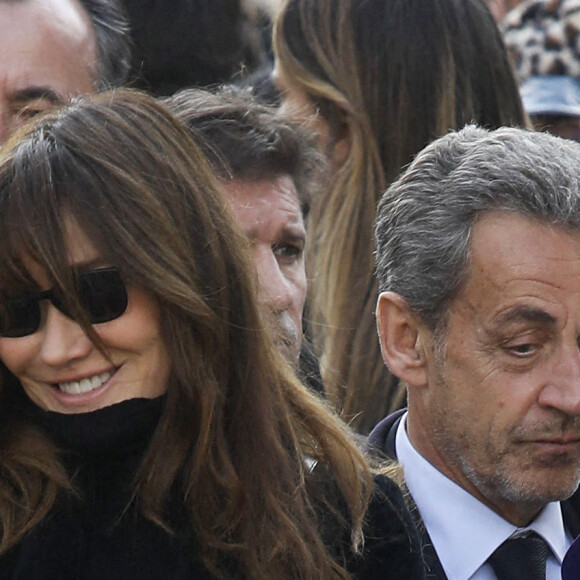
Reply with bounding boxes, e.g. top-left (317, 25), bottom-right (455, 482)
top-left (0, 90), bottom-right (424, 579)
